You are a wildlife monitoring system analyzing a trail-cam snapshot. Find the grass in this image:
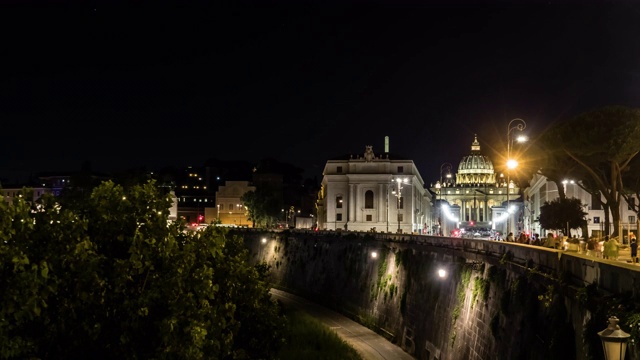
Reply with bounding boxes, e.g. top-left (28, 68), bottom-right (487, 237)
top-left (276, 307), bottom-right (363, 360)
